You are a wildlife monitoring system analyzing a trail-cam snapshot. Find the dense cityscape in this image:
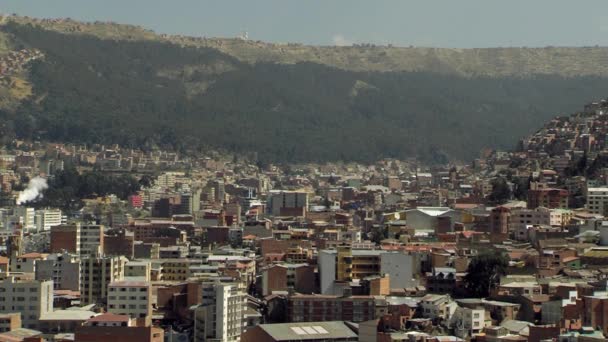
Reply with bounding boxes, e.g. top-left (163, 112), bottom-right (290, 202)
top-left (0, 97), bottom-right (606, 341)
top-left (2, 2), bottom-right (608, 342)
